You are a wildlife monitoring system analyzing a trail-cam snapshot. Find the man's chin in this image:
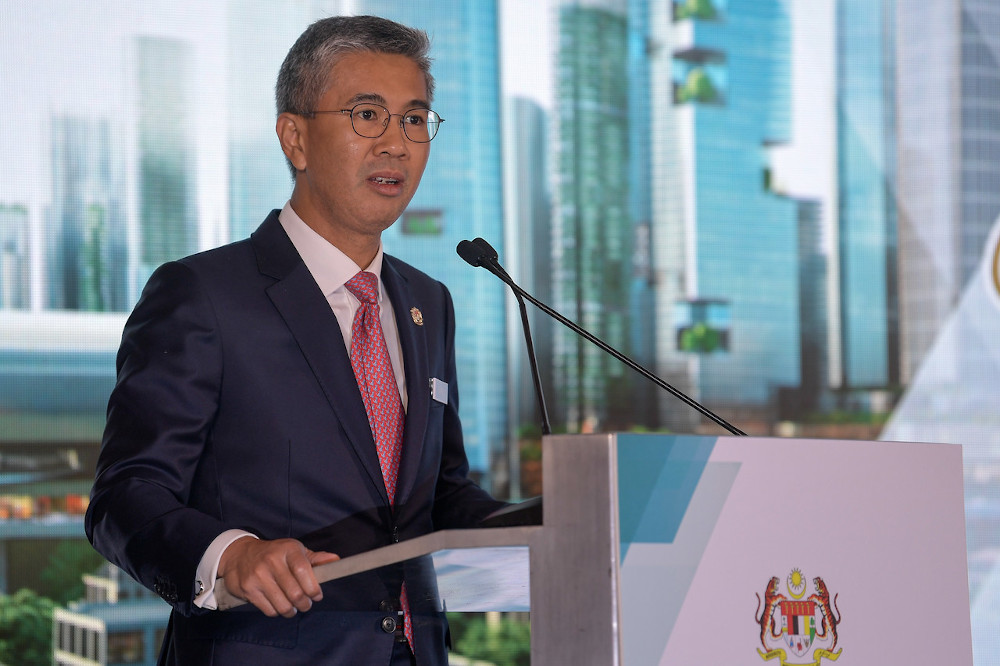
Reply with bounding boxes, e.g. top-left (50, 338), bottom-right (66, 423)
top-left (371, 198), bottom-right (417, 229)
